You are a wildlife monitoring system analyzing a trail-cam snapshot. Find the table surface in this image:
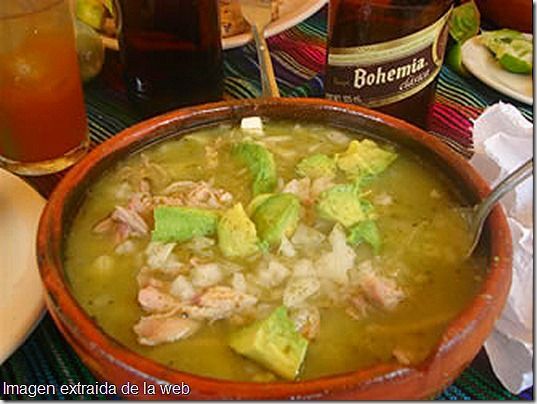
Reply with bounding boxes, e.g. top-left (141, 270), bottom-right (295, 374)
top-left (0, 7), bottom-right (533, 400)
